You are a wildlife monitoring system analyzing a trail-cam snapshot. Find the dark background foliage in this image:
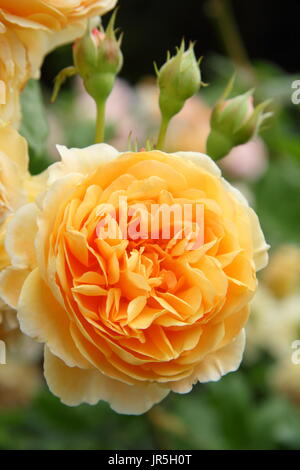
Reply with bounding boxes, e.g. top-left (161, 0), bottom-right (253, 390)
top-left (42, 0), bottom-right (300, 87)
